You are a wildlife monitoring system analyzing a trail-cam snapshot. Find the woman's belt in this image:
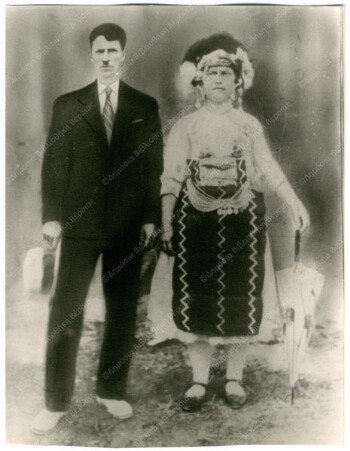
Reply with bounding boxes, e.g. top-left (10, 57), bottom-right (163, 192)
top-left (186, 178), bottom-right (253, 215)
